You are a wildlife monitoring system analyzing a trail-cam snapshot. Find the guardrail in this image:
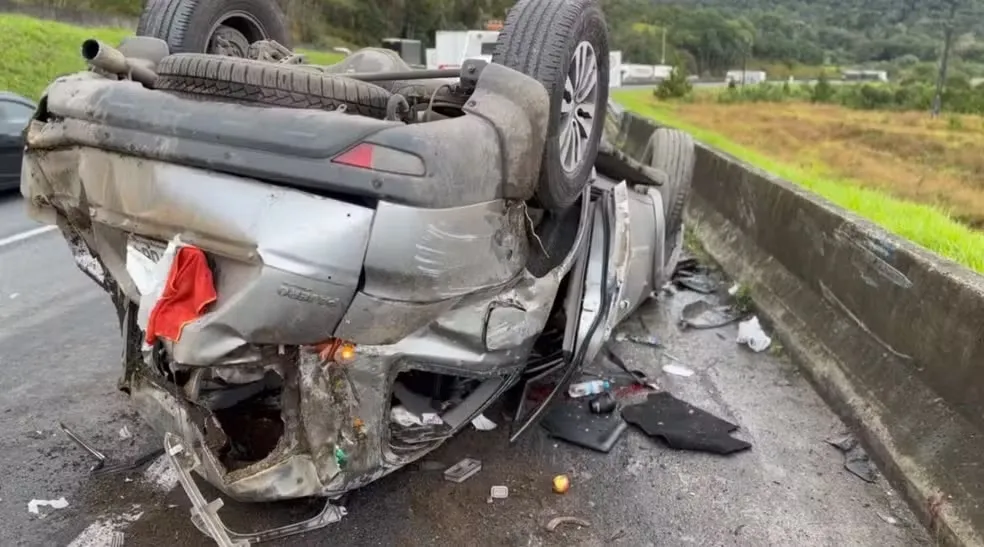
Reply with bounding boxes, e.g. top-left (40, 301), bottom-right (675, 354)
top-left (614, 110), bottom-right (984, 547)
